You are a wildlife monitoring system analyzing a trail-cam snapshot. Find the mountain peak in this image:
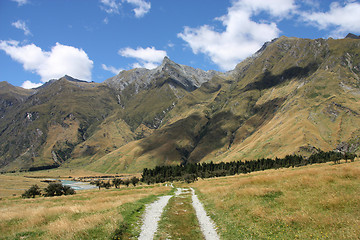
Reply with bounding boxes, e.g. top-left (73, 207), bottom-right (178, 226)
top-left (159, 56), bottom-right (177, 68)
top-left (61, 75), bottom-right (88, 83)
top-left (162, 56), bottom-right (171, 63)
top-left (345, 33), bottom-right (360, 39)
